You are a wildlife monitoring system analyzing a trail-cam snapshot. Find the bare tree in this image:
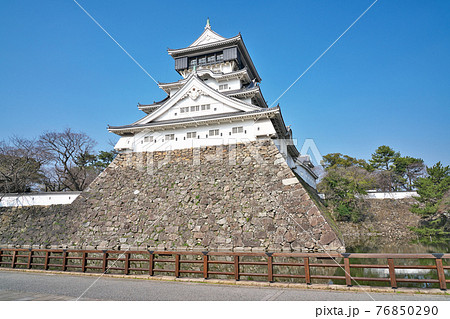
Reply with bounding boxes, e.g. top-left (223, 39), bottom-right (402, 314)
top-left (38, 128), bottom-right (97, 191)
top-left (0, 137), bottom-right (46, 195)
top-left (373, 170), bottom-right (396, 192)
